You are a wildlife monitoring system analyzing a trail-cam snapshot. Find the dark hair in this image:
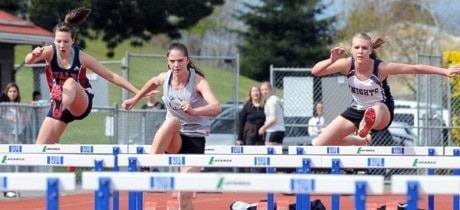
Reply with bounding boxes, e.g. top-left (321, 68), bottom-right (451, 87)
top-left (4, 82), bottom-right (21, 102)
top-left (313, 101), bottom-right (323, 117)
top-left (166, 42), bottom-right (205, 78)
top-left (33, 90), bottom-right (42, 101)
top-left (54, 7), bottom-right (92, 39)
